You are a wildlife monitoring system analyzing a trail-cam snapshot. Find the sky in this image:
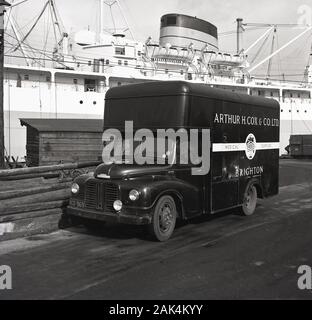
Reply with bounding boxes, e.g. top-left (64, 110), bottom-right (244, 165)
top-left (7, 0), bottom-right (312, 80)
